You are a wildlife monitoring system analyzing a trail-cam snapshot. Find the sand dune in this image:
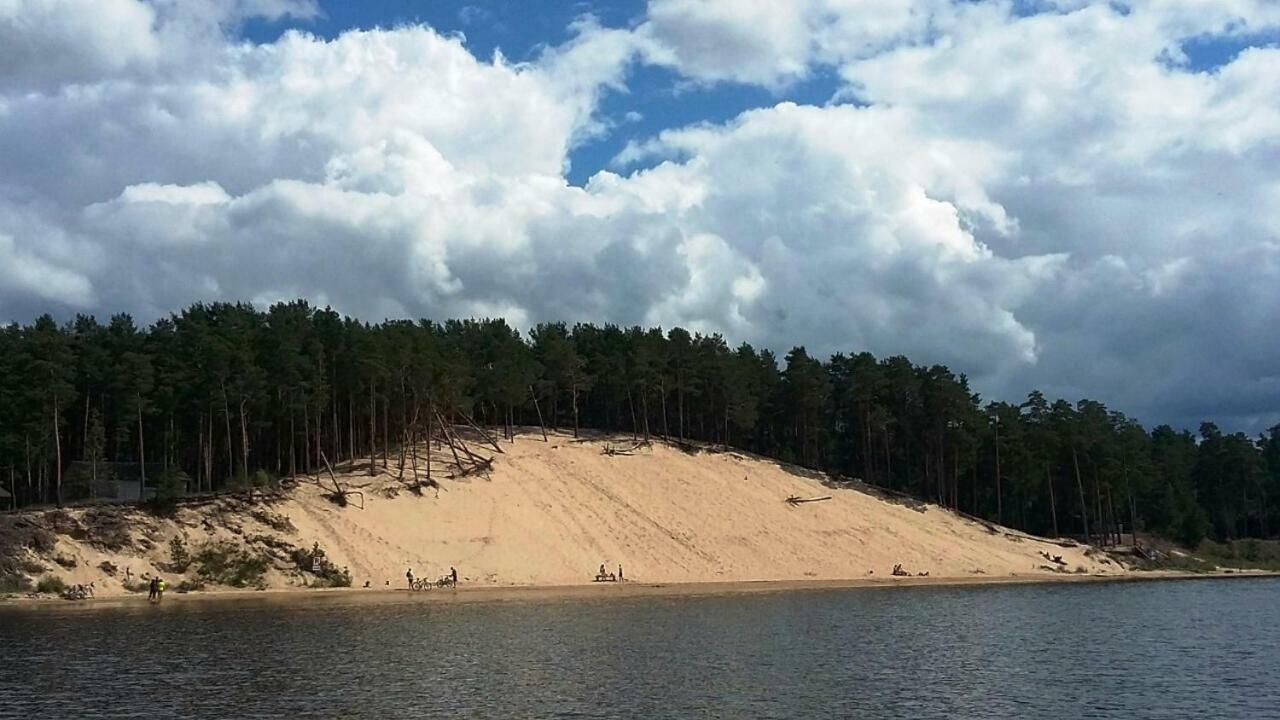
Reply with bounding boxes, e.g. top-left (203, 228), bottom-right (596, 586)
top-left (285, 433), bottom-right (1121, 586)
top-left (8, 432), bottom-right (1124, 597)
